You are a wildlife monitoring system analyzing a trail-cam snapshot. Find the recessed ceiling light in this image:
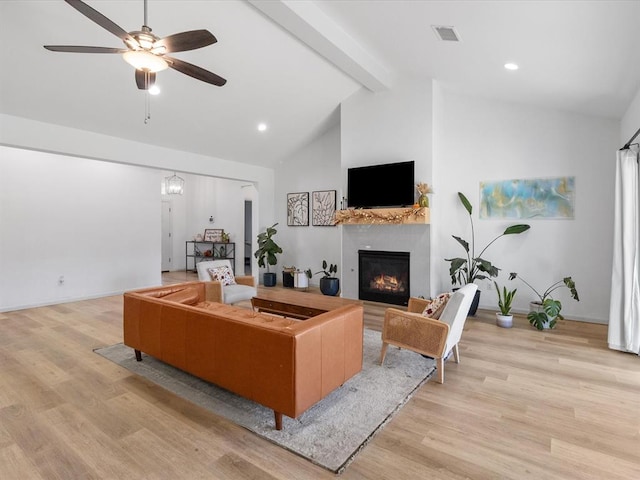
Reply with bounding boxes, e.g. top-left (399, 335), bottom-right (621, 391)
top-left (504, 63), bottom-right (519, 71)
top-left (148, 85), bottom-right (161, 95)
top-left (257, 123), bottom-right (267, 132)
